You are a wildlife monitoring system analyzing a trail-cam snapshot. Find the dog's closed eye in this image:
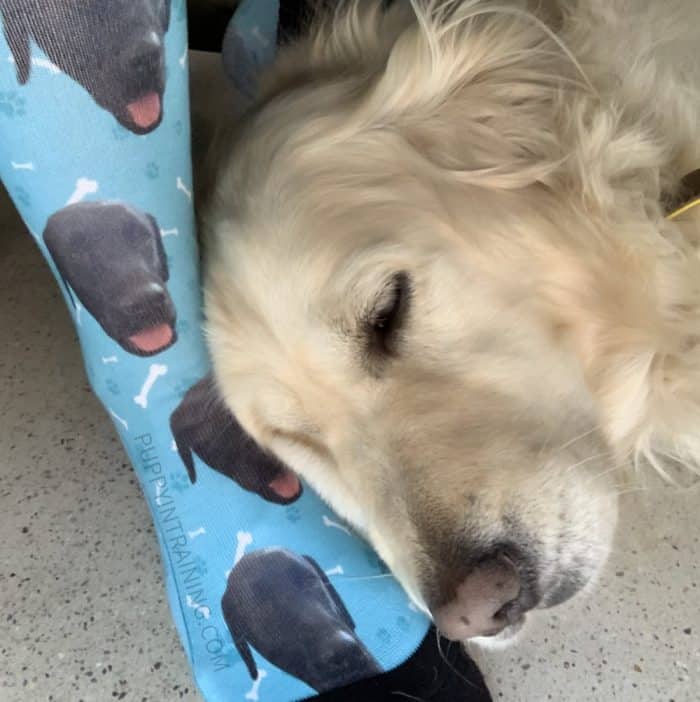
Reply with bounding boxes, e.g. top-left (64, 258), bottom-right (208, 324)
top-left (364, 271), bottom-right (411, 359)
